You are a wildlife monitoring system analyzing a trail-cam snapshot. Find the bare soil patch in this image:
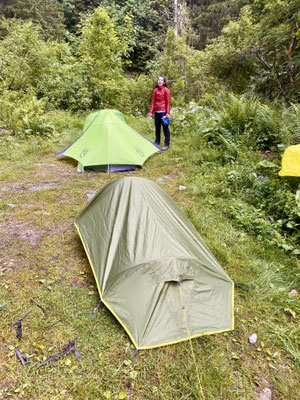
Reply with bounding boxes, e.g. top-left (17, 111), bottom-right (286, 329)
top-left (0, 217), bottom-right (46, 247)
